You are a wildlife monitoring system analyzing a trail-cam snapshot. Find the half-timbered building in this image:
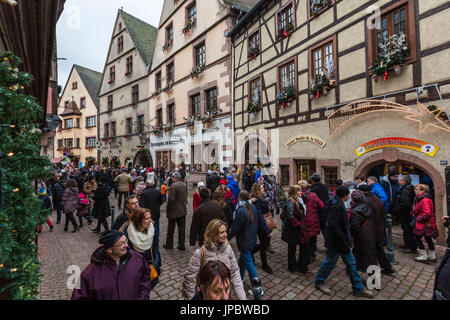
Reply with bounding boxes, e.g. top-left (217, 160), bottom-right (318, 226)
top-left (228, 0), bottom-right (450, 244)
